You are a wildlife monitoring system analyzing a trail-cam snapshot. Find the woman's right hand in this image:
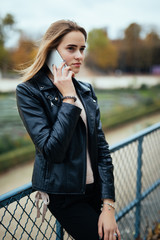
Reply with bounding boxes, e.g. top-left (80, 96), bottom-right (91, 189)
top-left (52, 62), bottom-right (76, 98)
